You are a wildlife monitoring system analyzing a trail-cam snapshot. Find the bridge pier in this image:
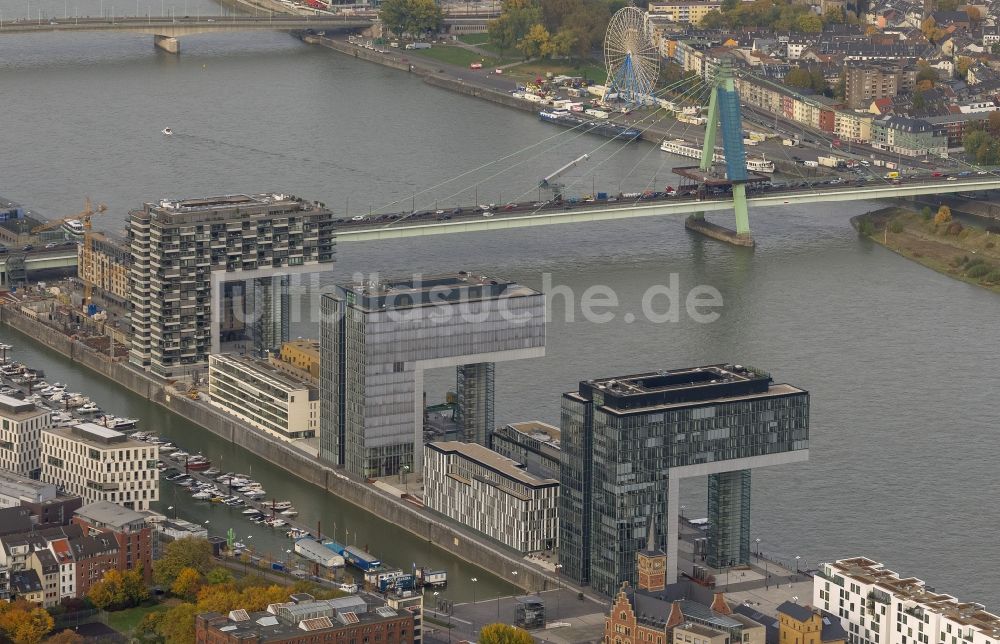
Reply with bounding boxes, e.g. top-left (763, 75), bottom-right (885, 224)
top-left (685, 216), bottom-right (755, 247)
top-left (154, 35), bottom-right (180, 54)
